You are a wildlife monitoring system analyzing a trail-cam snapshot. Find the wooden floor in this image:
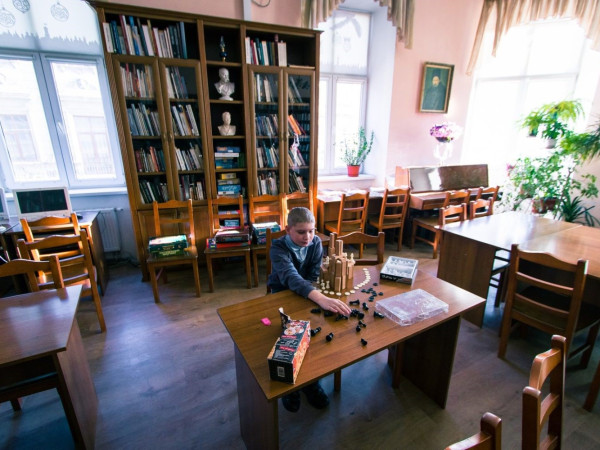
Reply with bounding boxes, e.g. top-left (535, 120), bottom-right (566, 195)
top-left (2, 241), bottom-right (600, 449)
